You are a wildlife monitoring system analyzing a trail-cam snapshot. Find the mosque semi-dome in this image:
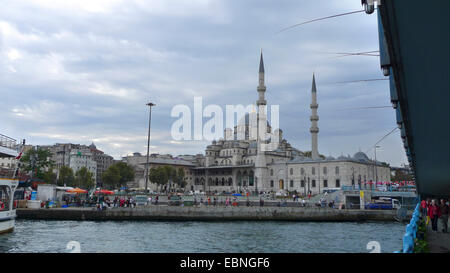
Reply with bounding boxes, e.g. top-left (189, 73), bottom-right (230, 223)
top-left (353, 151), bottom-right (370, 162)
